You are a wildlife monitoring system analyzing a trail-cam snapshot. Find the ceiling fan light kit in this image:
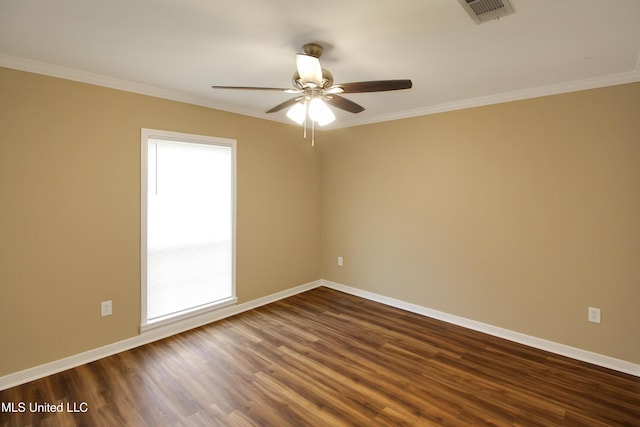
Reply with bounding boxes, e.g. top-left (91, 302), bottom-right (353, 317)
top-left (212, 42), bottom-right (412, 145)
top-left (308, 97), bottom-right (336, 126)
top-left (286, 102), bottom-right (307, 125)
